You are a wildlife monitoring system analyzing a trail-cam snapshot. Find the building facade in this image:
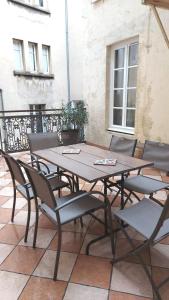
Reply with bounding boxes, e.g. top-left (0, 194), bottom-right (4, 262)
top-left (0, 0), bottom-right (85, 111)
top-left (84, 0), bottom-right (169, 146)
